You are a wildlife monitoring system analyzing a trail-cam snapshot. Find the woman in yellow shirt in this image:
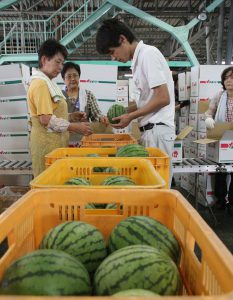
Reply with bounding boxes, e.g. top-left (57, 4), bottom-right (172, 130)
top-left (27, 39), bottom-right (92, 177)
